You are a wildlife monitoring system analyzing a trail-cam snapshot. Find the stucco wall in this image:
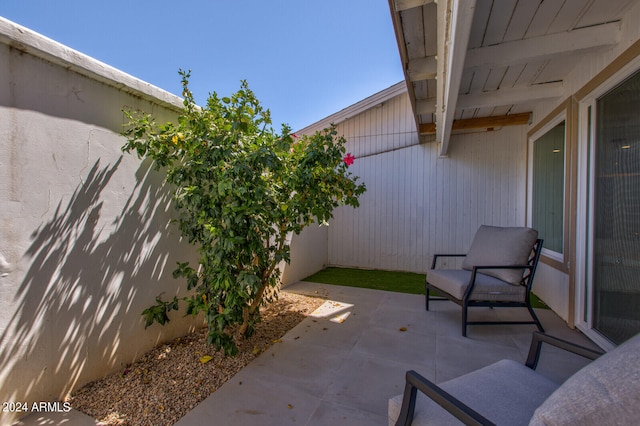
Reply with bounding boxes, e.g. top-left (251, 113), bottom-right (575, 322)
top-left (0, 19), bottom-right (201, 424)
top-left (281, 224), bottom-right (328, 286)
